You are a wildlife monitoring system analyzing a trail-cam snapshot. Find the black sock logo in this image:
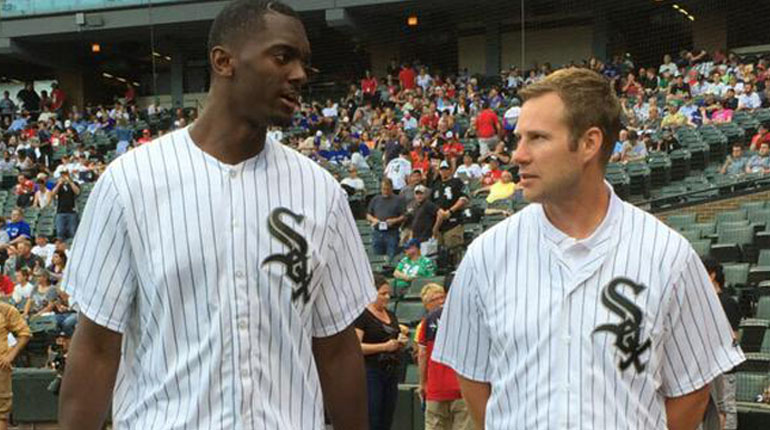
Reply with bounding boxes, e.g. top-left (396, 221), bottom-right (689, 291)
top-left (262, 207), bottom-right (312, 304)
top-left (593, 277), bottom-right (652, 373)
